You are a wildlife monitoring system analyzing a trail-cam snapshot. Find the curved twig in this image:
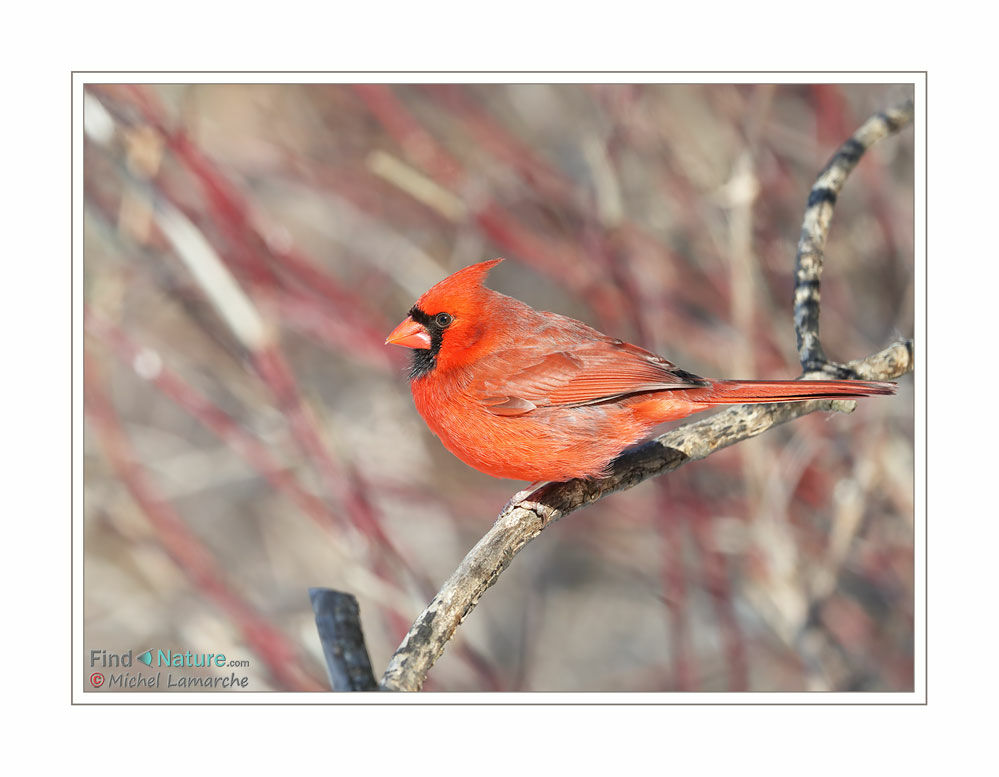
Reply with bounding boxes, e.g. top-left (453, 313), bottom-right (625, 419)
top-left (794, 99), bottom-right (914, 376)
